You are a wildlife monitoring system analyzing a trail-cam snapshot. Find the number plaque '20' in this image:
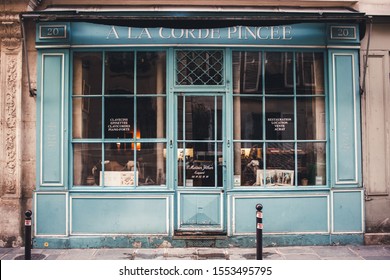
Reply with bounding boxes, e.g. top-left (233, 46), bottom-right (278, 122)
top-left (39, 25), bottom-right (67, 39)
